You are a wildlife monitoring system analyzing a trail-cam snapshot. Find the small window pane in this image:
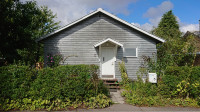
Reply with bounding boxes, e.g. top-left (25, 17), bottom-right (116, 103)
top-left (123, 48), bottom-right (137, 57)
